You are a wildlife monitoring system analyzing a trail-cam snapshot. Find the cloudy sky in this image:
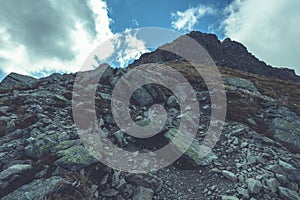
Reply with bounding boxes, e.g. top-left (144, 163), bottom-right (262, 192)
top-left (0, 0), bottom-right (299, 81)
